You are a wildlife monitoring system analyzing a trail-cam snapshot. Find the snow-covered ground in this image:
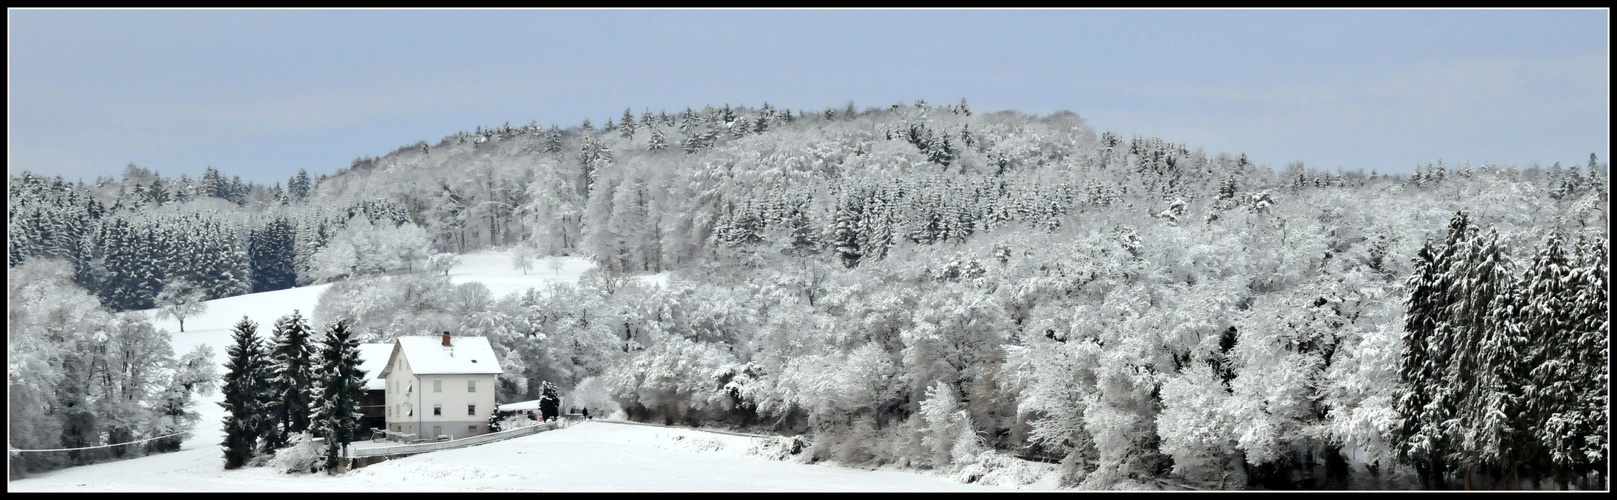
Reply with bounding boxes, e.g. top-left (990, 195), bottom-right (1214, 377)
top-left (11, 250), bottom-right (1029, 491)
top-left (8, 420), bottom-right (1020, 491)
